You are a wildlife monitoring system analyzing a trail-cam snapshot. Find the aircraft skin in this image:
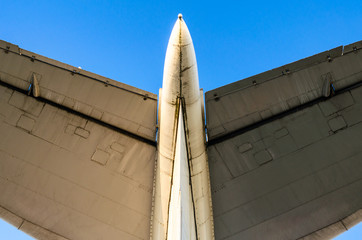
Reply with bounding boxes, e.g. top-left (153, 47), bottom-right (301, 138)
top-left (152, 14), bottom-right (214, 239)
top-left (0, 14), bottom-right (361, 240)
